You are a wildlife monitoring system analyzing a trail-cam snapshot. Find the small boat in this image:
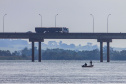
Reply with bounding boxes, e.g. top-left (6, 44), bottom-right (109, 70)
top-left (82, 65), bottom-right (94, 67)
